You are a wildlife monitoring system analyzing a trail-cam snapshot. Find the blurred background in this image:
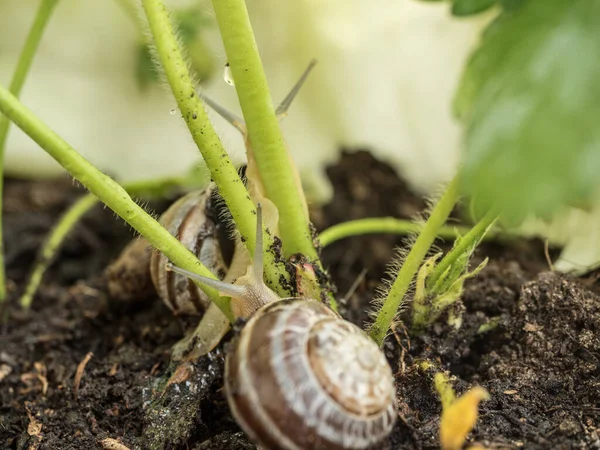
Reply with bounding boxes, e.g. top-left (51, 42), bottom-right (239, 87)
top-left (0, 0), bottom-right (490, 193)
top-left (1, 0), bottom-right (598, 273)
